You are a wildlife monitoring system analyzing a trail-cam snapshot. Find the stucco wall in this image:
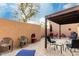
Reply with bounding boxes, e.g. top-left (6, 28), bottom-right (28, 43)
top-left (49, 21), bottom-right (79, 38)
top-left (47, 20), bottom-right (59, 37)
top-left (61, 23), bottom-right (79, 37)
top-left (0, 18), bottom-right (42, 48)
